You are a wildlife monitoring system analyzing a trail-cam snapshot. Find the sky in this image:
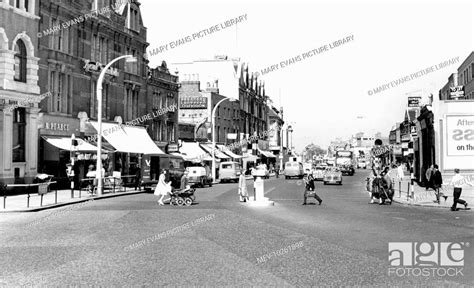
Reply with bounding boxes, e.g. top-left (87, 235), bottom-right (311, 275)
top-left (139, 0), bottom-right (474, 152)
